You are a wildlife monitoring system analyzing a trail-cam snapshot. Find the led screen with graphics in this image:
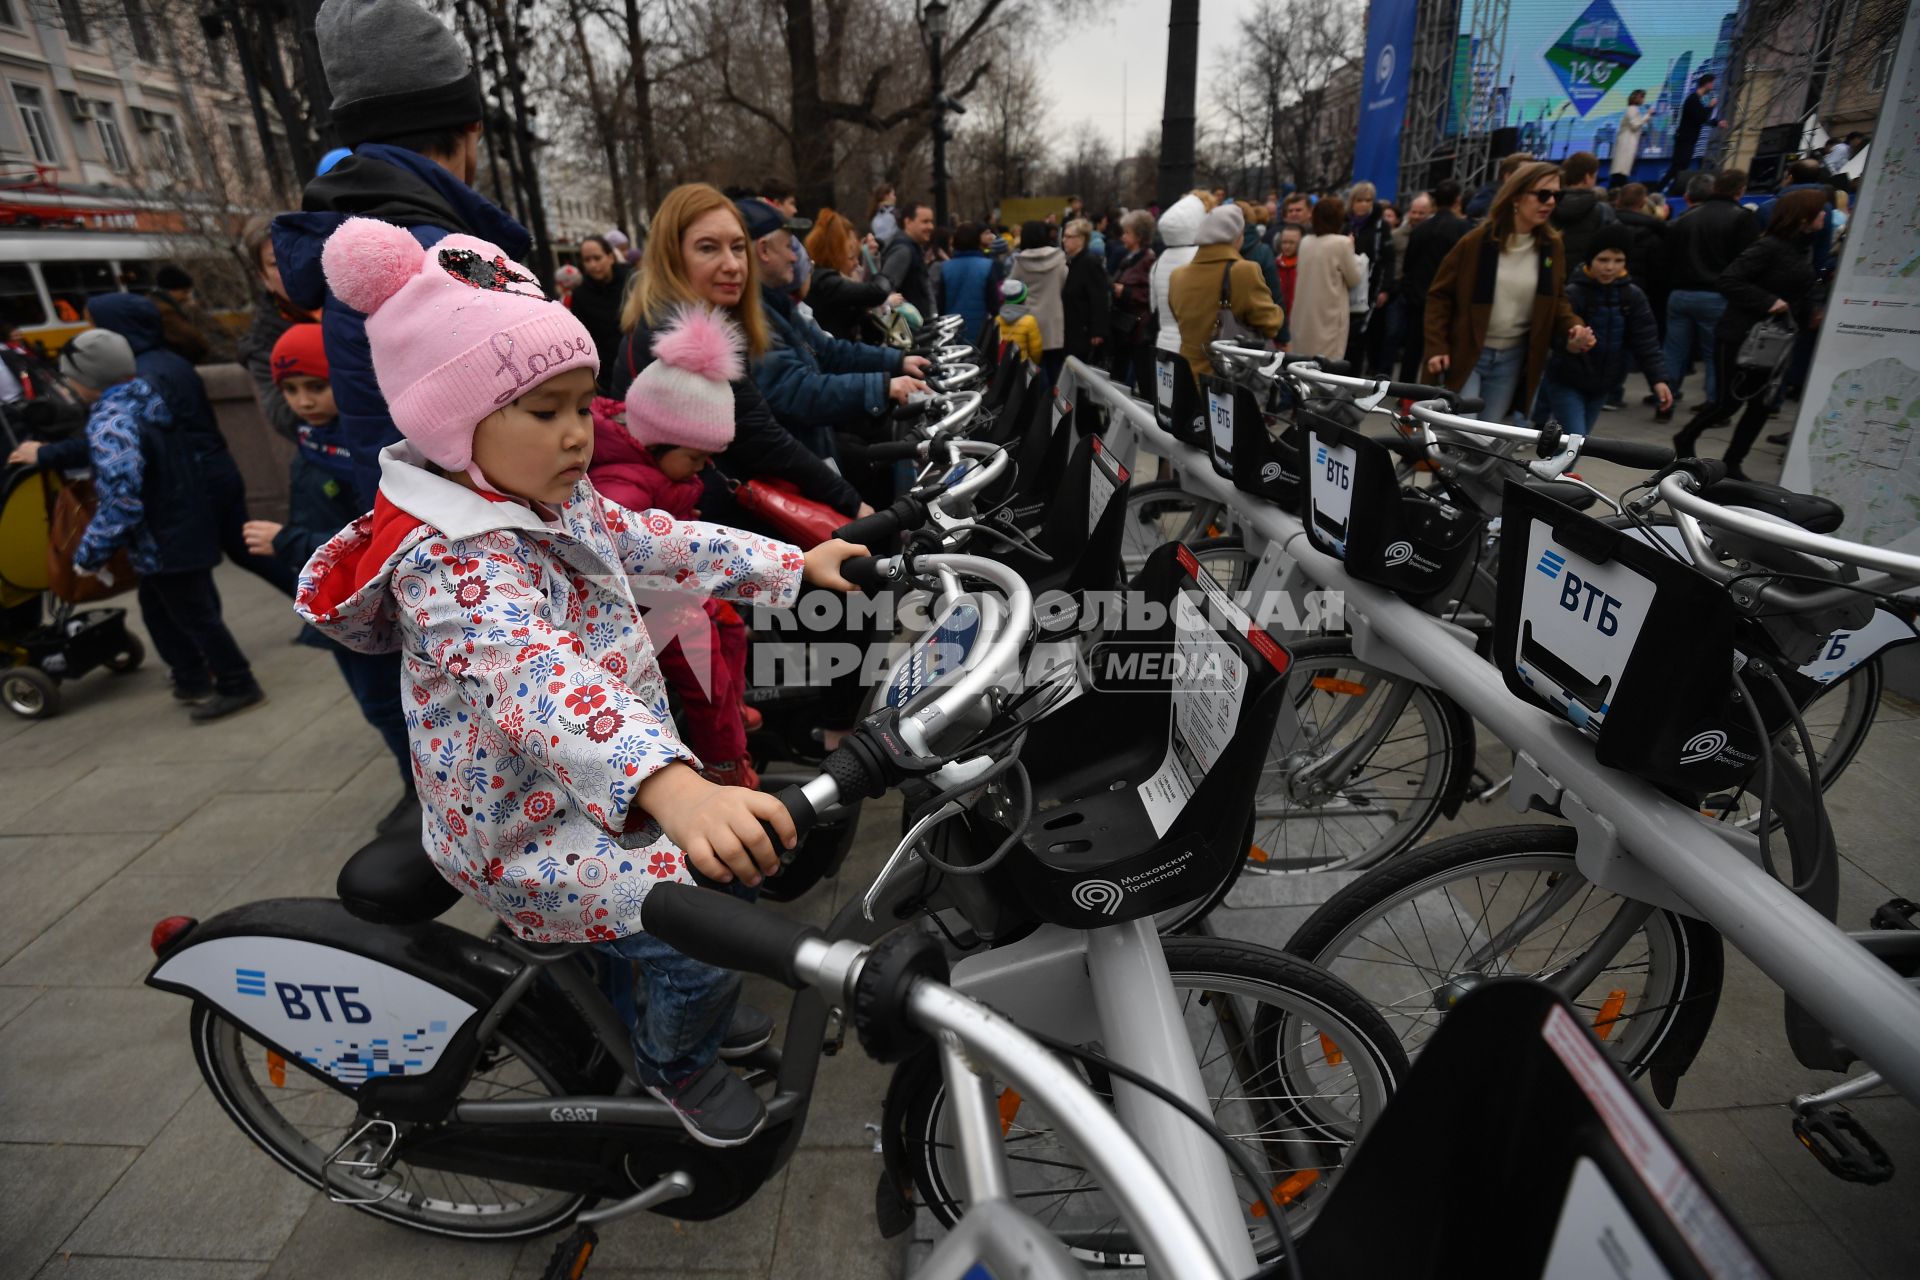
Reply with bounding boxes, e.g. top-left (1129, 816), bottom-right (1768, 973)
top-left (1451, 0), bottom-right (1739, 173)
